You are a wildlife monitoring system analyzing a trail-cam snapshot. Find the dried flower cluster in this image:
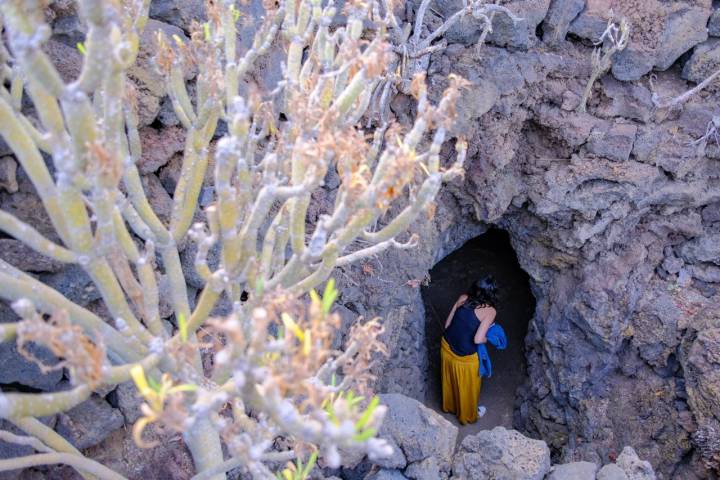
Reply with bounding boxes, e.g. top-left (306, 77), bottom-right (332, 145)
top-left (0, 0), bottom-right (505, 478)
top-left (577, 13), bottom-right (630, 113)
